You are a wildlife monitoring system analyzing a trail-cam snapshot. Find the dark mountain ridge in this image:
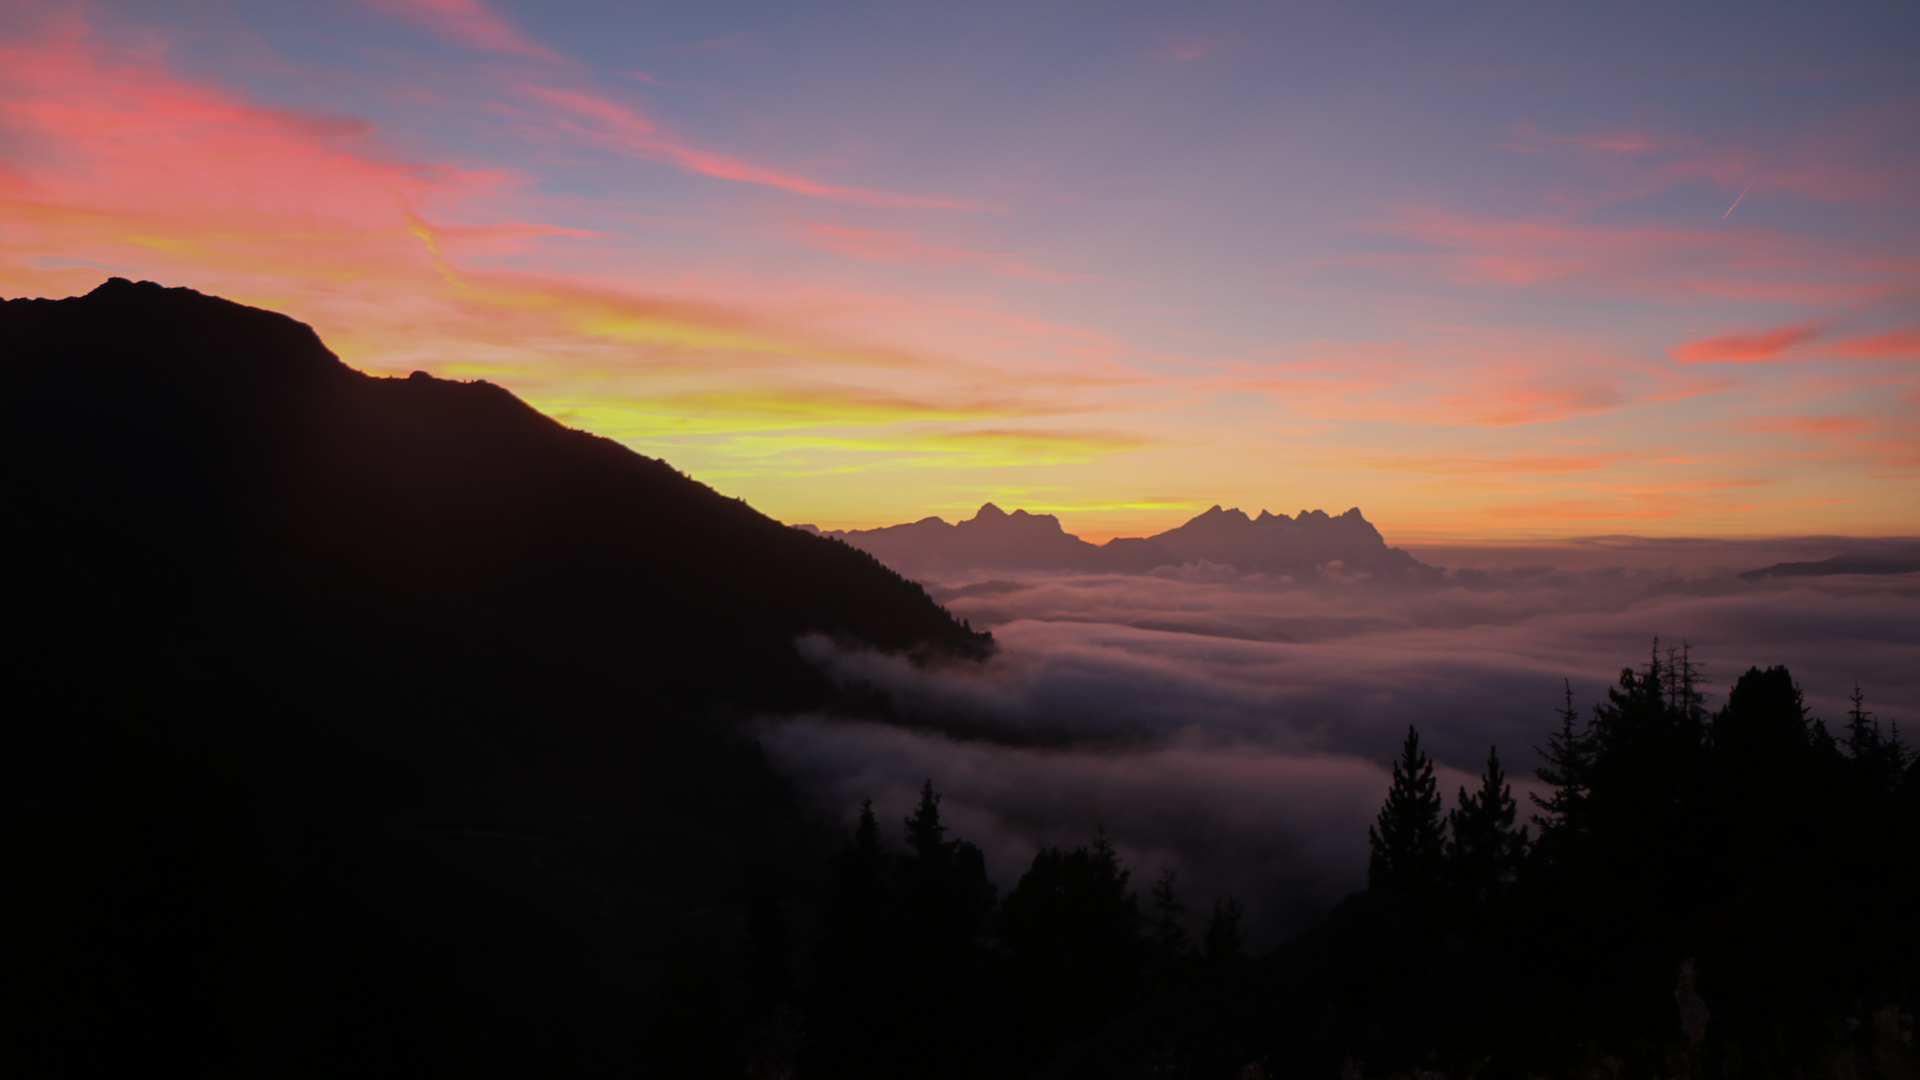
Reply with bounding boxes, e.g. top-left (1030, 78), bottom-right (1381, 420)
top-left (1738, 550), bottom-right (1920, 580)
top-left (2, 279), bottom-right (986, 687)
top-left (0, 279), bottom-right (985, 1073)
top-left (800, 501), bottom-right (1435, 578)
